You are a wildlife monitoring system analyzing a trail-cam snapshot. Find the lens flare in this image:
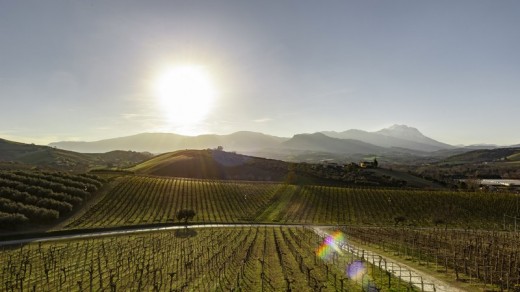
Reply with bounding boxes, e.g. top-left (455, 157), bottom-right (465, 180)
top-left (347, 260), bottom-right (375, 290)
top-left (316, 230), bottom-right (345, 260)
top-left (347, 260), bottom-right (366, 280)
top-left (316, 230), bottom-right (376, 290)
